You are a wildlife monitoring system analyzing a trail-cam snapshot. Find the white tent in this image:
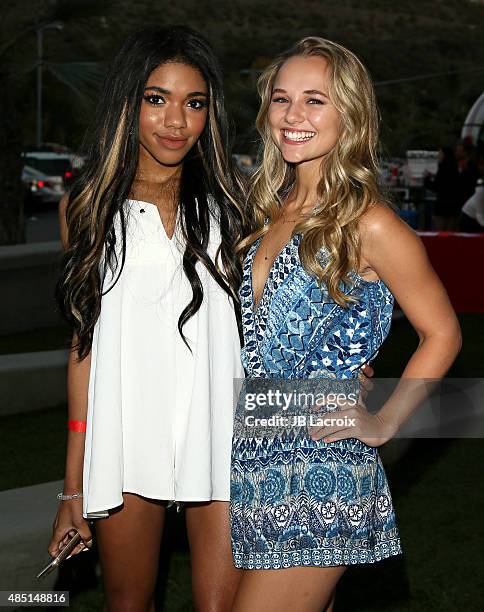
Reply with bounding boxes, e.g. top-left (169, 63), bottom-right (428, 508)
top-left (461, 91), bottom-right (484, 146)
